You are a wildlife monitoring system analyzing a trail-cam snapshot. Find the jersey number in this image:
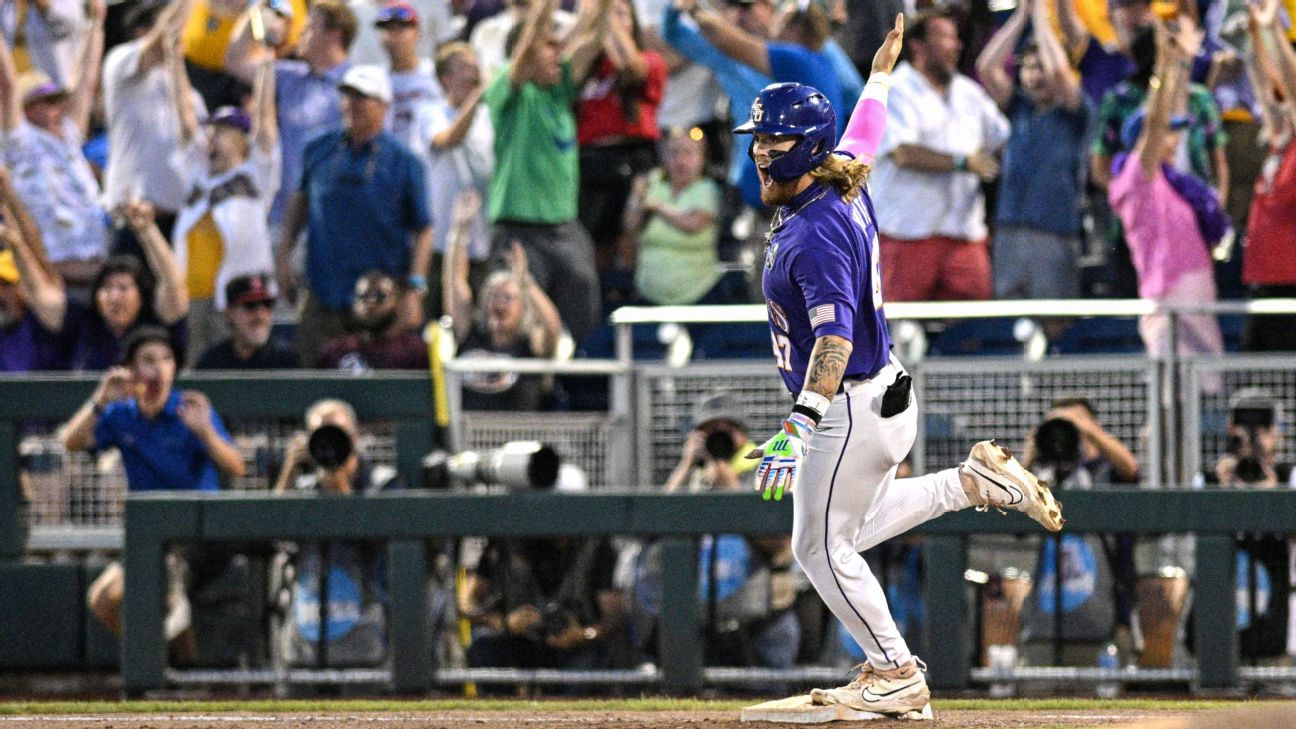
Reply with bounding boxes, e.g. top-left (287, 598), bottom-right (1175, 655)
top-left (849, 198), bottom-right (885, 311)
top-left (771, 333), bottom-right (793, 372)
